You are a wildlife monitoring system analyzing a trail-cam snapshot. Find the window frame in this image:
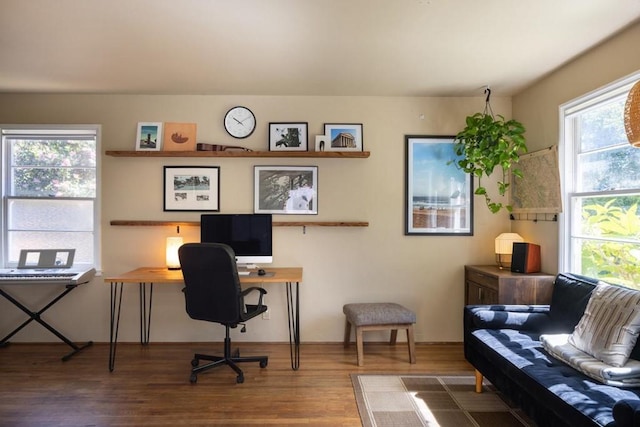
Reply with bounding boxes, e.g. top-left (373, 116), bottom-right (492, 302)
top-left (559, 72), bottom-right (640, 275)
top-left (0, 124), bottom-right (101, 270)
